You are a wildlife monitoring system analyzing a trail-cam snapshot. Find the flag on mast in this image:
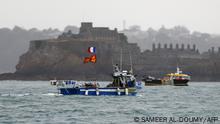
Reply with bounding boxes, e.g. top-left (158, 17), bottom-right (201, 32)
top-left (88, 47), bottom-right (96, 53)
